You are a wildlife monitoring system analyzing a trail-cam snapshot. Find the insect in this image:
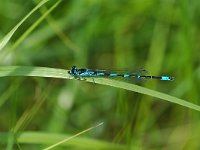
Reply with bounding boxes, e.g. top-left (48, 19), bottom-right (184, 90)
top-left (68, 66), bottom-right (174, 81)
